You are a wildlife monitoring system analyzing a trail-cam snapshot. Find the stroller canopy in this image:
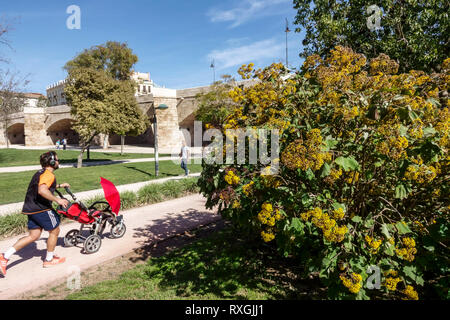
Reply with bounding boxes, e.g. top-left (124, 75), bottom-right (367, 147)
top-left (100, 177), bottom-right (121, 214)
